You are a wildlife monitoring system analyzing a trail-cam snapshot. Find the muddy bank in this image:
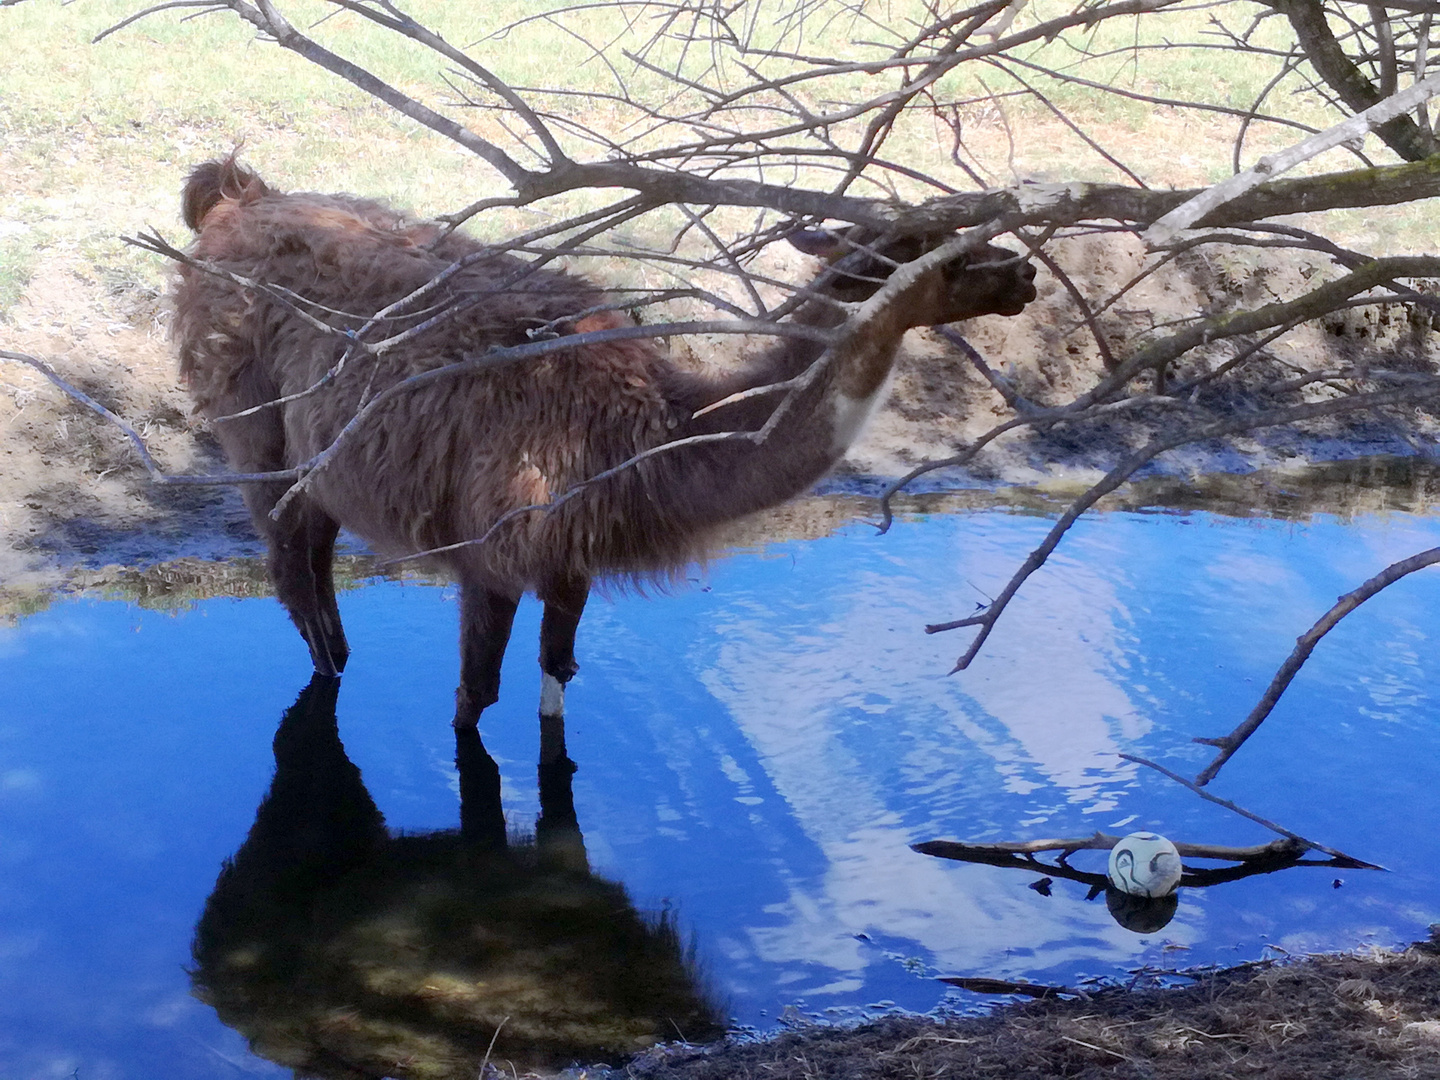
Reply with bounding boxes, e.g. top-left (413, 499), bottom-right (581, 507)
top-left (619, 939), bottom-right (1440, 1080)
top-left (7, 453), bottom-right (1440, 622)
top-left (4, 232), bottom-right (1440, 600)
